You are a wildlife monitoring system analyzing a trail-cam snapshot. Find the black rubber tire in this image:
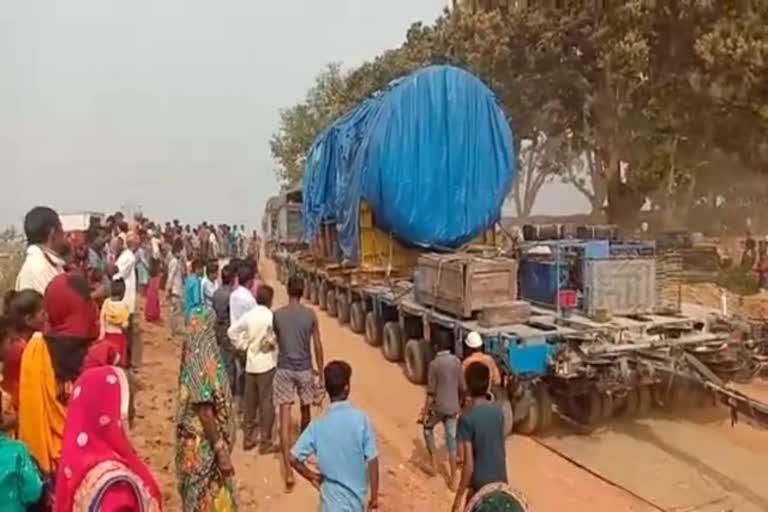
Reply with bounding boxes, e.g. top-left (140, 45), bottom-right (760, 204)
top-left (326, 289), bottom-right (337, 317)
top-left (491, 387), bottom-right (515, 437)
top-left (350, 302), bottom-right (365, 334)
top-left (515, 390), bottom-right (540, 435)
top-left (318, 282), bottom-right (328, 310)
top-left (636, 385), bottom-right (653, 416)
top-left (404, 339), bottom-right (432, 385)
top-left (620, 388), bottom-right (640, 418)
top-left (336, 293), bottom-right (350, 325)
top-left (382, 322), bottom-right (404, 362)
top-left (365, 312), bottom-right (383, 347)
top-left (568, 390), bottom-right (603, 426)
top-left (537, 387), bottom-right (554, 431)
top-left (601, 393), bottom-right (615, 421)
